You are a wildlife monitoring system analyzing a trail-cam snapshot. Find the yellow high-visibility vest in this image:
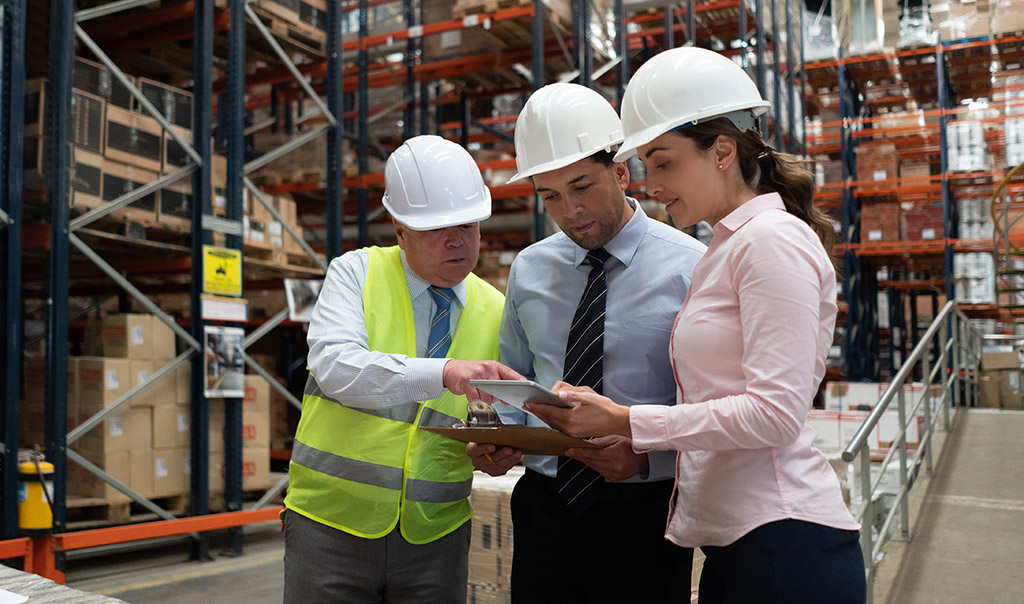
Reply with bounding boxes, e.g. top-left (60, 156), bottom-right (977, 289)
top-left (286, 245), bottom-right (503, 543)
